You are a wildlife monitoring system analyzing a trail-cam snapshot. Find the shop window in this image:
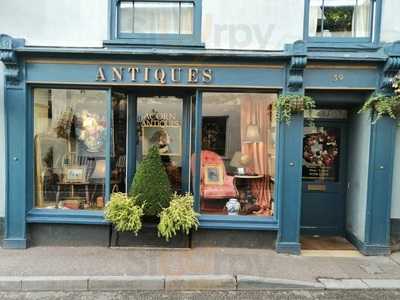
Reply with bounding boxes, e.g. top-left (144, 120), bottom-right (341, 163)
top-left (110, 0), bottom-right (202, 46)
top-left (137, 96), bottom-right (186, 193)
top-left (307, 0), bottom-right (377, 41)
top-left (199, 93), bottom-right (277, 217)
top-left (33, 89), bottom-right (109, 210)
